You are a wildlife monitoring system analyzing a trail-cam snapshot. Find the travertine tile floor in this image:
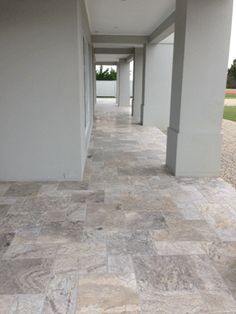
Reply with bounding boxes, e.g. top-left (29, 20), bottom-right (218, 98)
top-left (0, 103), bottom-right (236, 313)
